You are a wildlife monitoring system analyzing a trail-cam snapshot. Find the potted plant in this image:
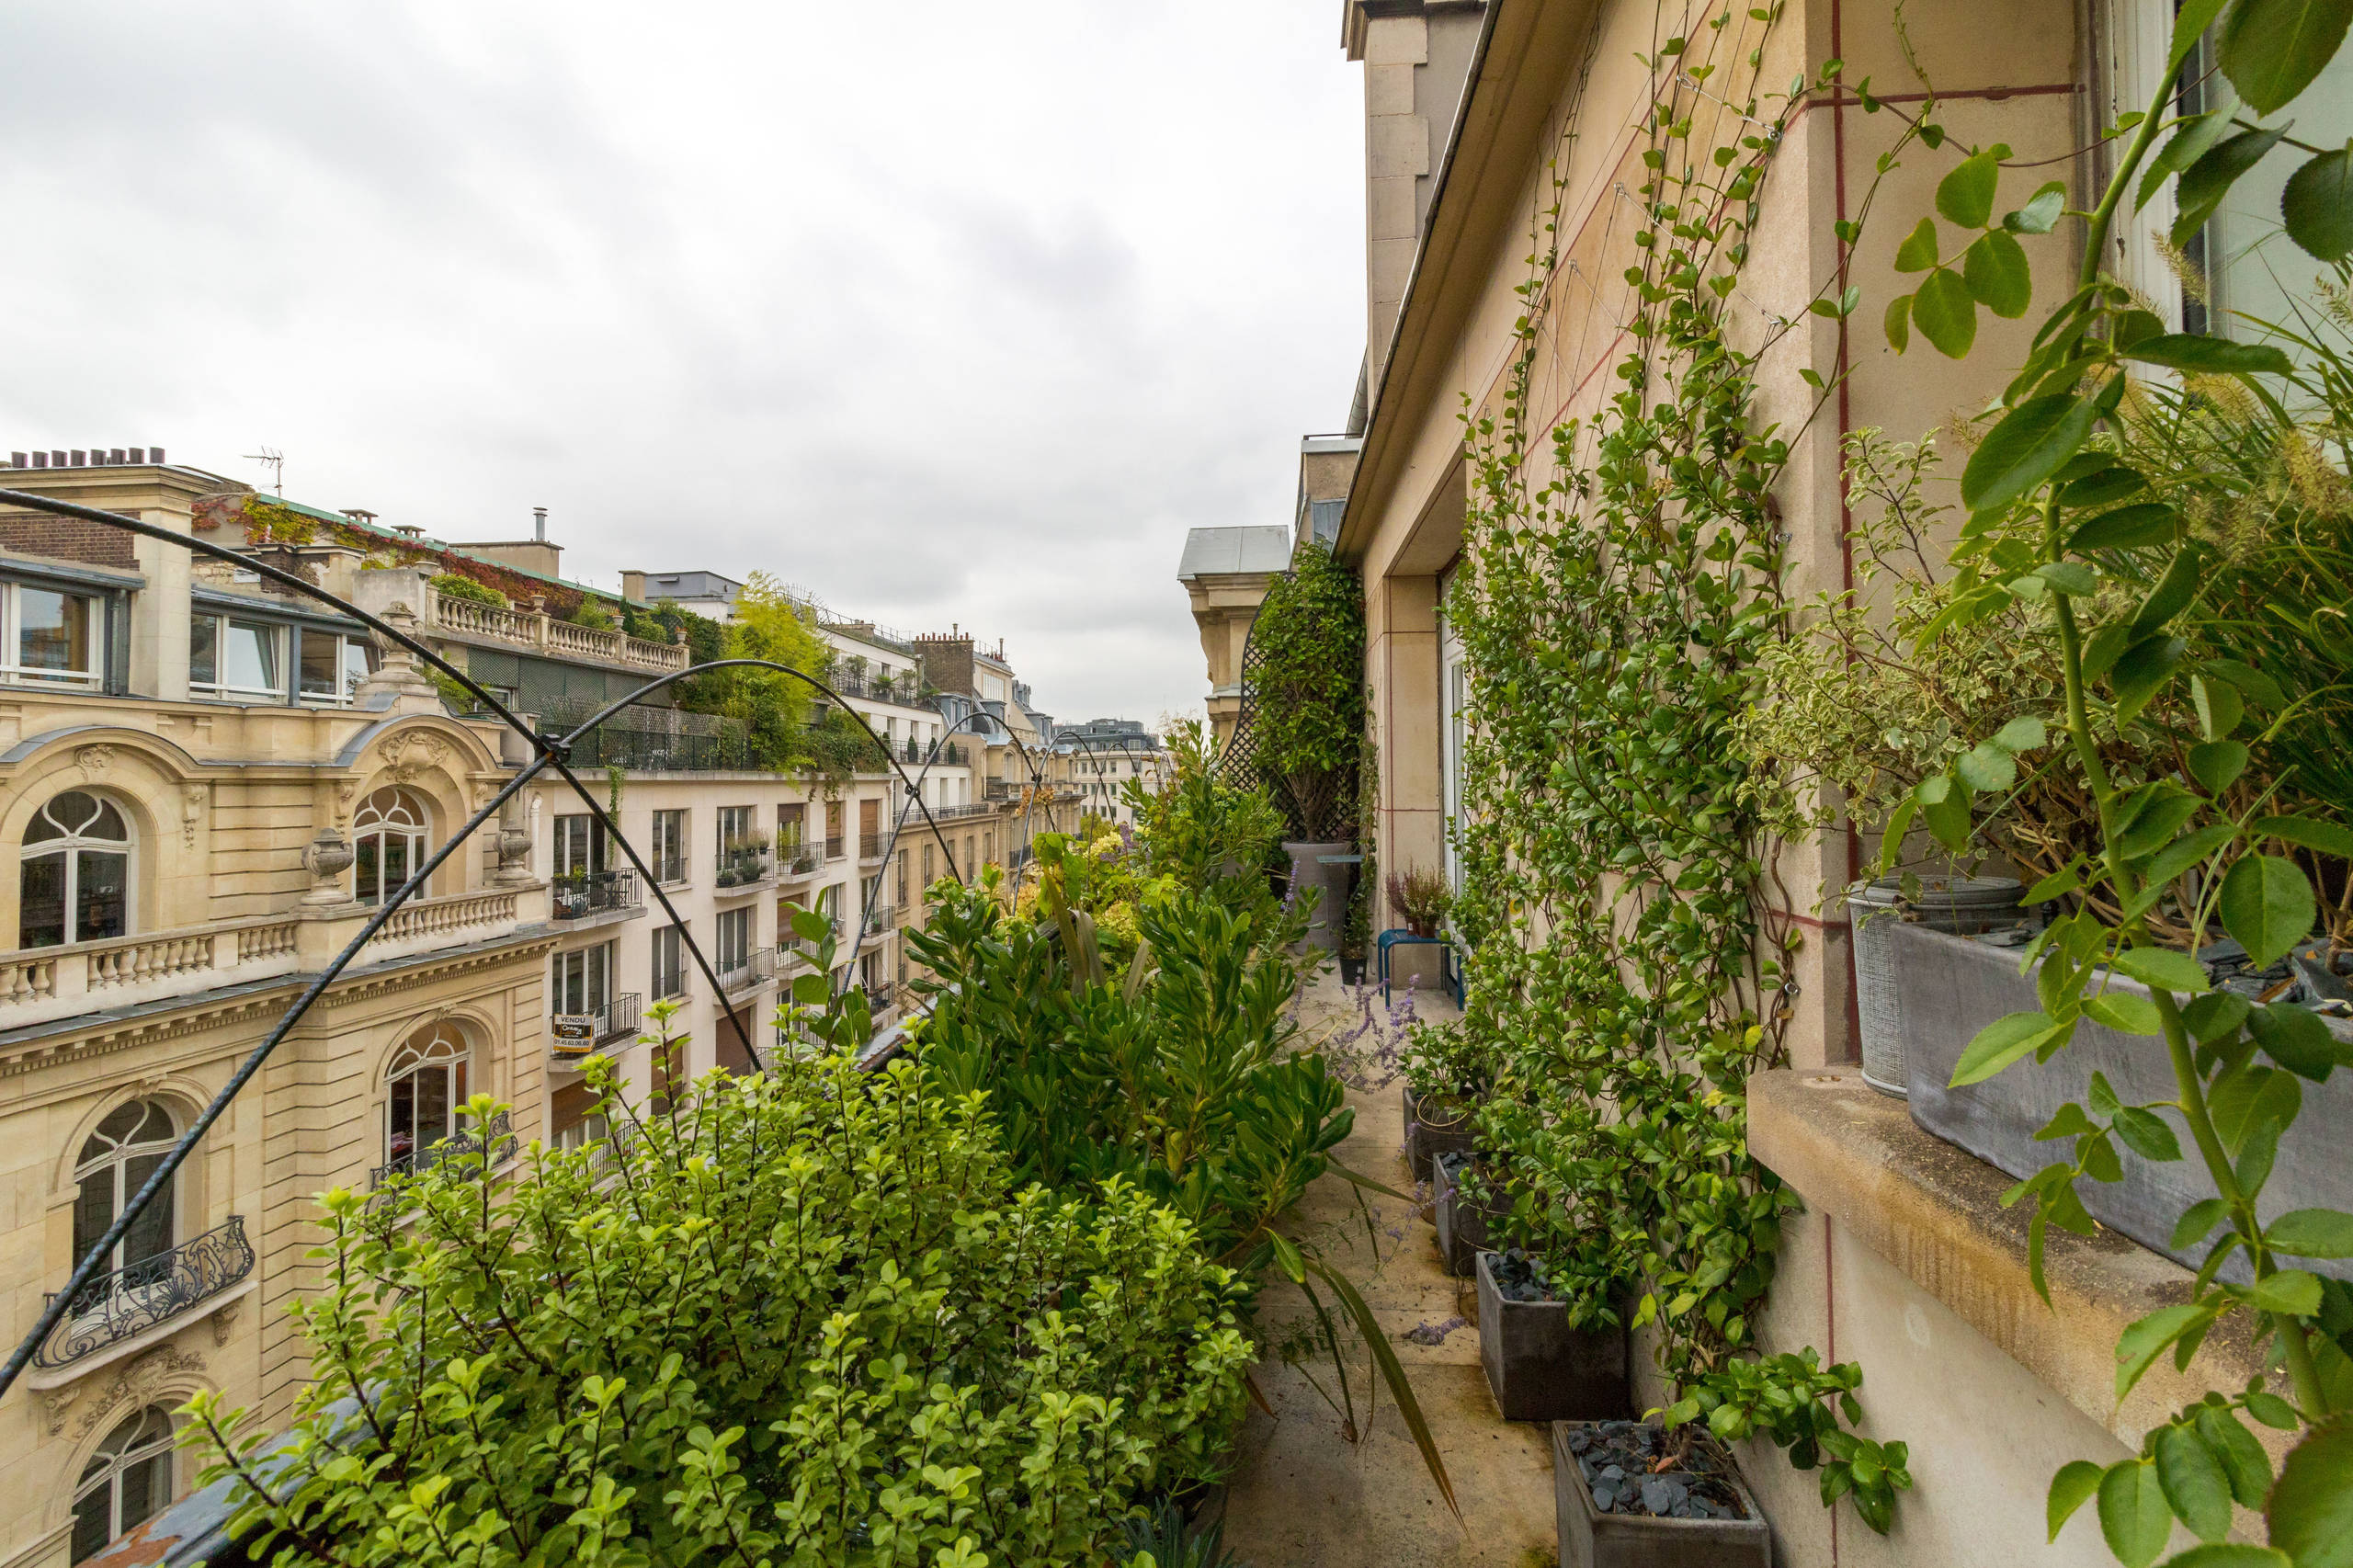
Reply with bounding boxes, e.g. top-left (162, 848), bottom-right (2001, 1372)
top-left (1553, 1419), bottom-right (1771, 1567)
top-left (1247, 540), bottom-right (1365, 953)
top-left (1474, 1249), bottom-right (1630, 1423)
top-left (1338, 870), bottom-right (1369, 985)
top-left (1402, 1018), bottom-right (1488, 1184)
top-left (1432, 1151), bottom-right (1506, 1278)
